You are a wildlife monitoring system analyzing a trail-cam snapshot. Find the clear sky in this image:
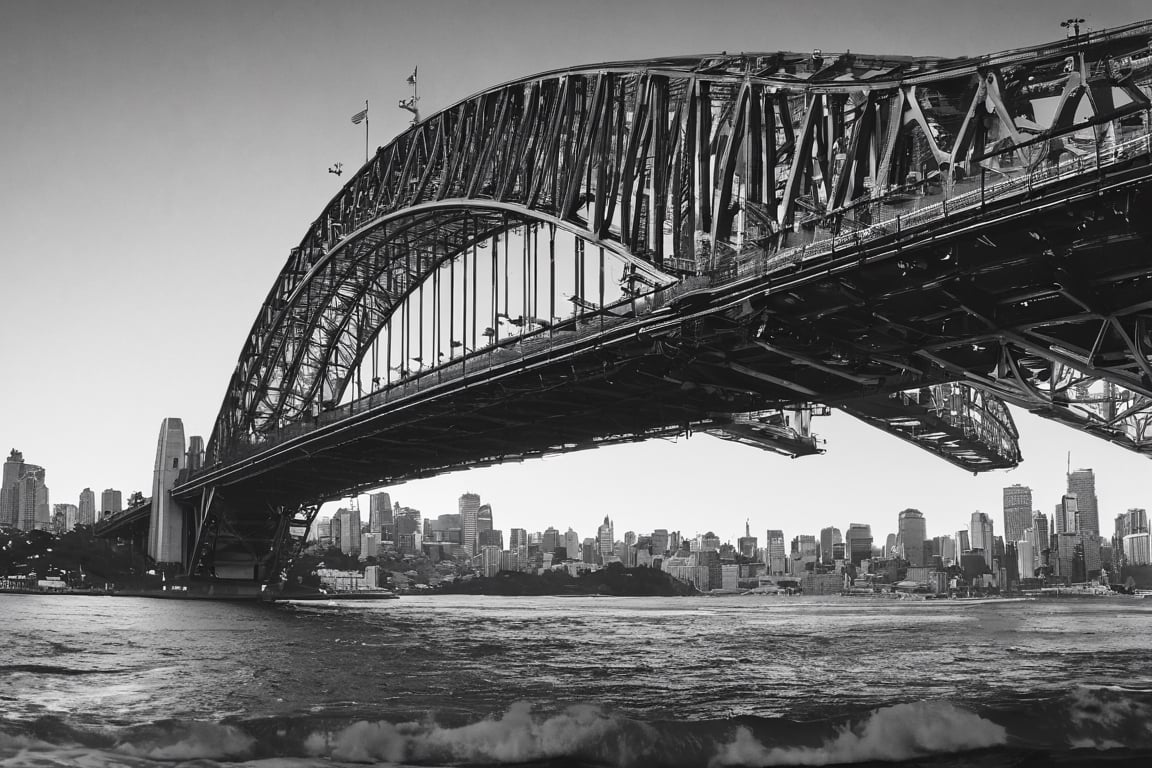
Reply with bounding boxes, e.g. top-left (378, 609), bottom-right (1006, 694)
top-left (2, 0), bottom-right (1149, 548)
